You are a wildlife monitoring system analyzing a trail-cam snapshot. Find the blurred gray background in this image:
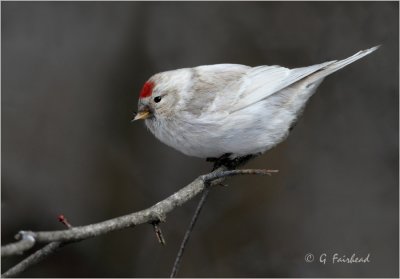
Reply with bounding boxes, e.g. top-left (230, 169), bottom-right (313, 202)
top-left (1, 2), bottom-right (398, 277)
